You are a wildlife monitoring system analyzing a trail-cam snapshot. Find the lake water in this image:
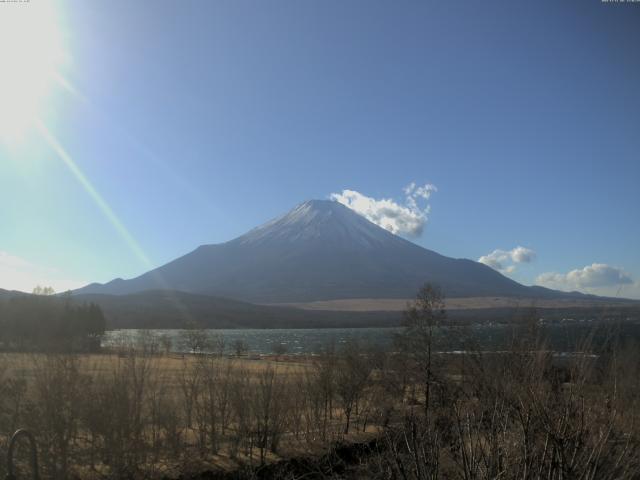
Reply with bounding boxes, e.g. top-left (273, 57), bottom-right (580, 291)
top-left (102, 322), bottom-right (640, 355)
top-left (103, 327), bottom-right (401, 355)
top-left (100, 324), bottom-right (548, 355)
